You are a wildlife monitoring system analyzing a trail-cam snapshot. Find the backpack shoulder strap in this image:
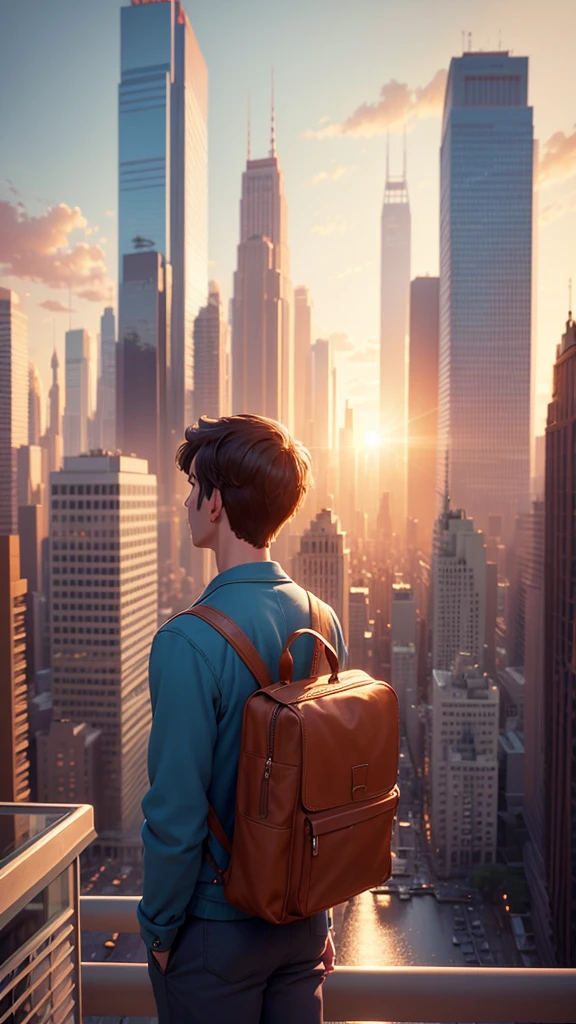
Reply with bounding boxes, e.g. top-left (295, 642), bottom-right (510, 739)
top-left (307, 591), bottom-right (334, 676)
top-left (178, 605), bottom-right (272, 690)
